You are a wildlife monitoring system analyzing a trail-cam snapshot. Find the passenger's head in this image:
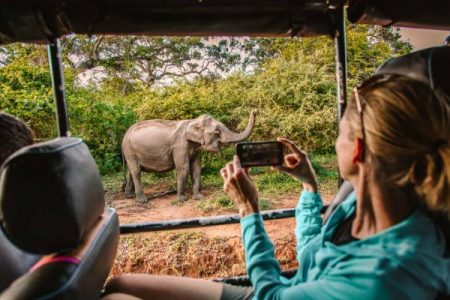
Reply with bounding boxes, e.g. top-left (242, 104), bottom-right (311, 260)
top-left (340, 75), bottom-right (450, 216)
top-left (0, 112), bottom-right (34, 165)
top-left (444, 35), bottom-right (450, 47)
